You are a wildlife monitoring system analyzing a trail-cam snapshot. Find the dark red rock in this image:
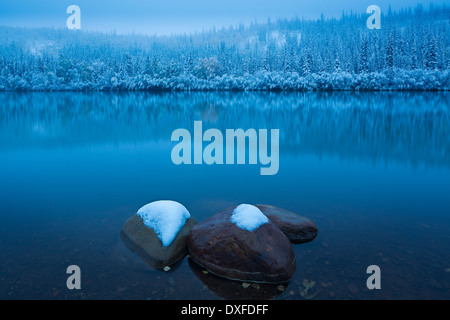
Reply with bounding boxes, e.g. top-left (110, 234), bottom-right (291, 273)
top-left (255, 205), bottom-right (318, 244)
top-left (188, 206), bottom-right (296, 283)
top-left (120, 214), bottom-right (197, 269)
